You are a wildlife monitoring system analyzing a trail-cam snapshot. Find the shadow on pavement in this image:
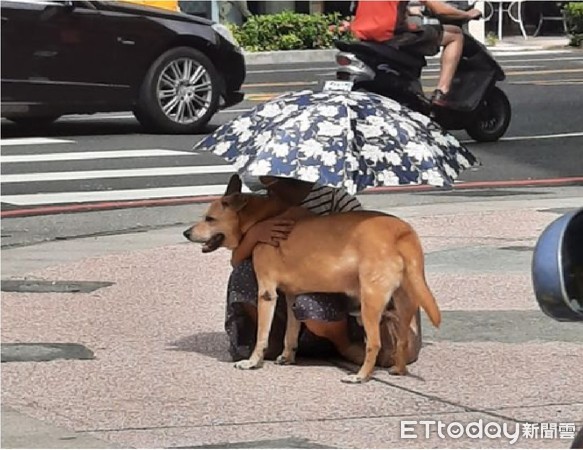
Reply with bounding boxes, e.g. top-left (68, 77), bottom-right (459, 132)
top-left (166, 331), bottom-right (358, 370)
top-left (167, 331), bottom-right (232, 362)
